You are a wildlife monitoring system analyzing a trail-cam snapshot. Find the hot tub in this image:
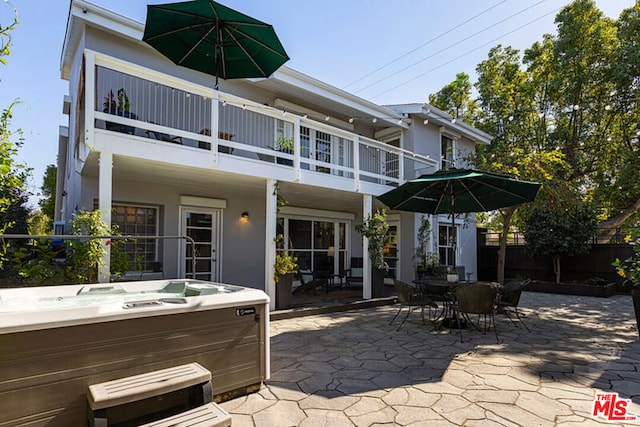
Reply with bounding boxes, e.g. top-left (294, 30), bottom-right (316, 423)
top-left (0, 279), bottom-right (270, 426)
